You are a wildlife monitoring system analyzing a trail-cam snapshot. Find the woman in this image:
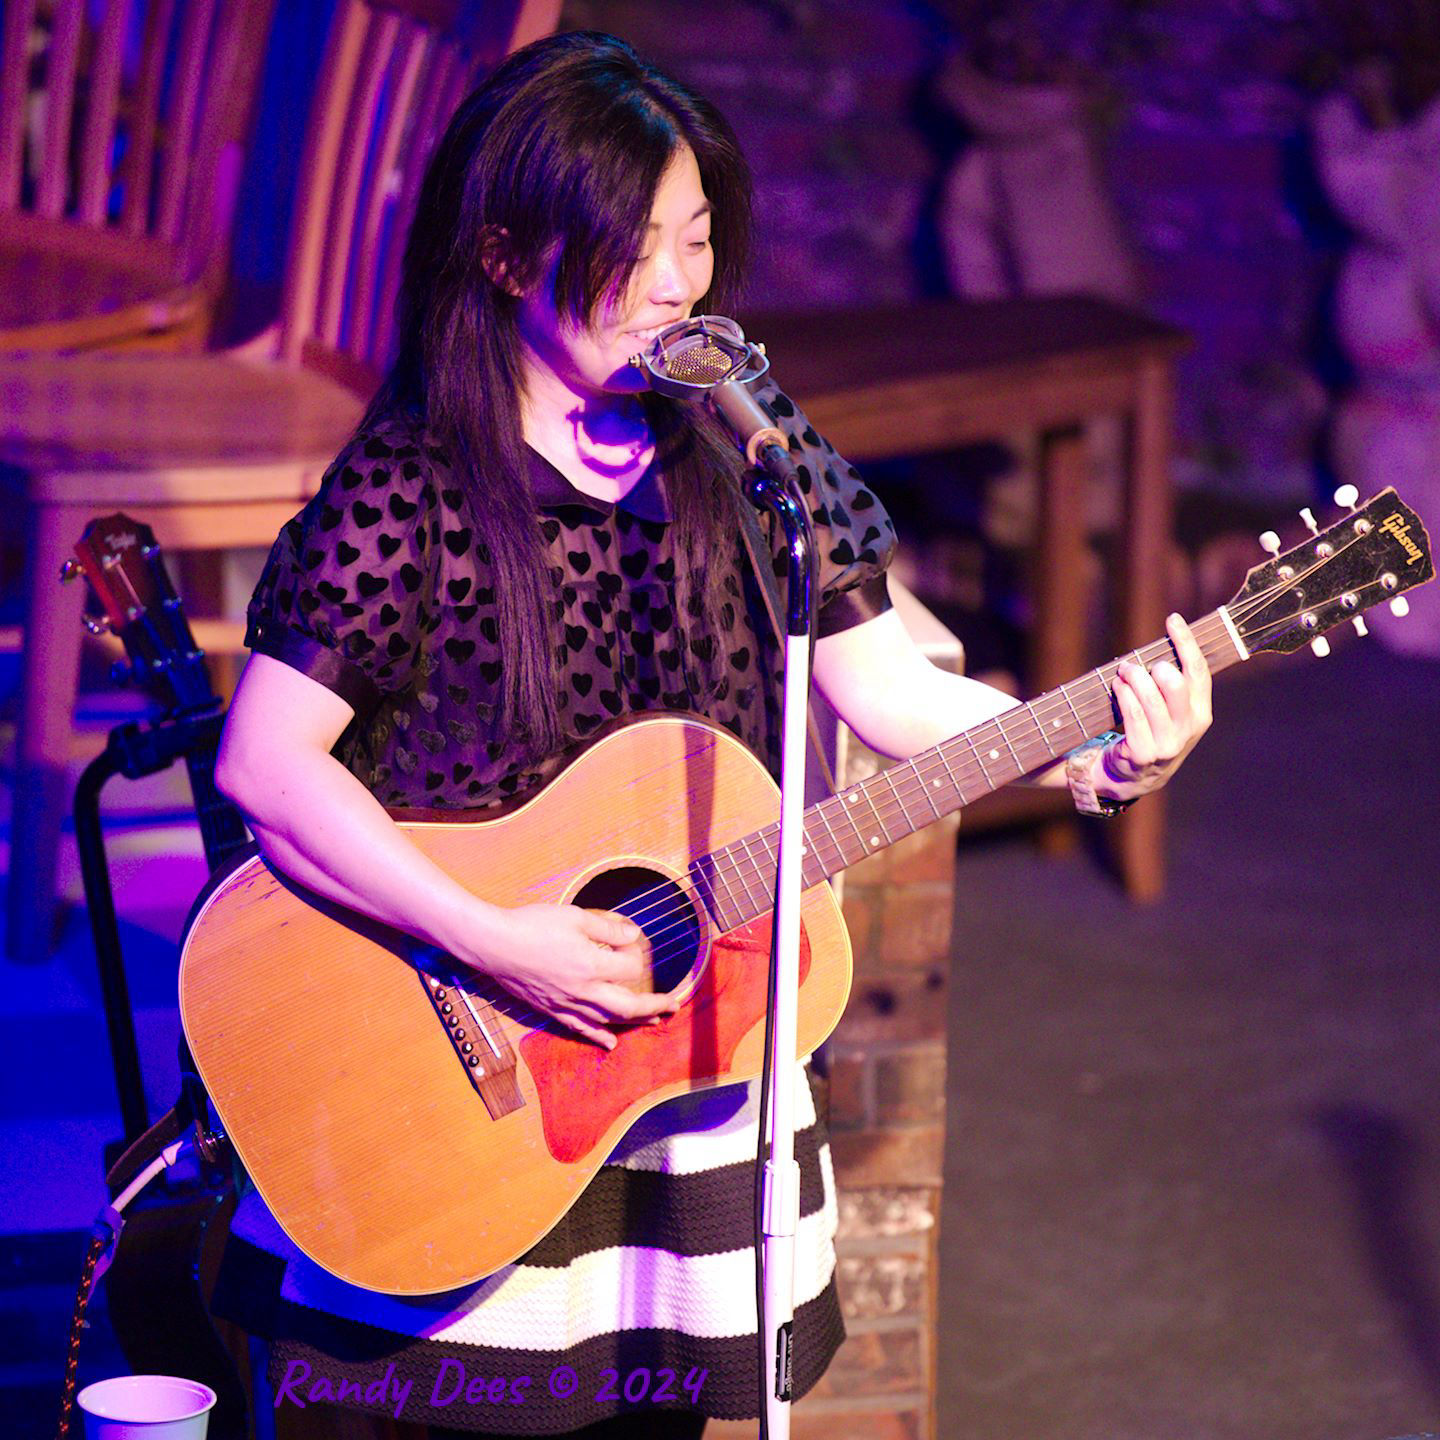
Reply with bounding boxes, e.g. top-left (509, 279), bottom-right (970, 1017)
top-left (212, 30), bottom-right (1211, 1438)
